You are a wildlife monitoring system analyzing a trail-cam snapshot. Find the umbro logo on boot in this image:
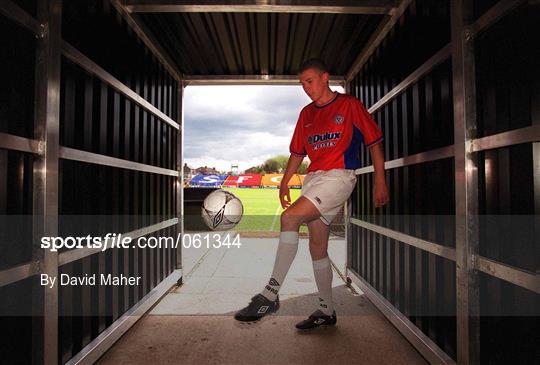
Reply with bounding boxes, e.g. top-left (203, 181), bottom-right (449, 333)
top-left (257, 306), bottom-right (269, 314)
top-left (295, 310), bottom-right (337, 330)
